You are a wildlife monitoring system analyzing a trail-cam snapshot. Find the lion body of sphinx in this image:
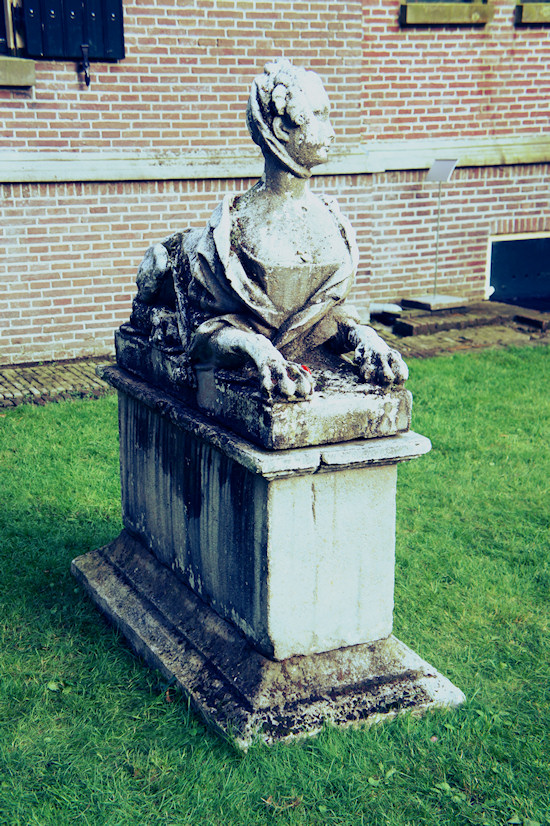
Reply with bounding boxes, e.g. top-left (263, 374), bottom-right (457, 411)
top-left (127, 192), bottom-right (362, 375)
